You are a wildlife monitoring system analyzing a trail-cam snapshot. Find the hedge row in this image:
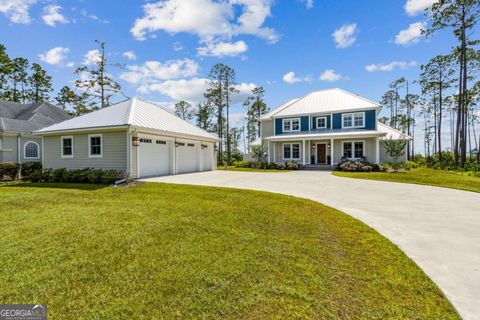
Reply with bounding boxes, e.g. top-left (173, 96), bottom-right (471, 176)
top-left (29, 168), bottom-right (121, 184)
top-left (233, 160), bottom-right (299, 170)
top-left (0, 162), bottom-right (42, 180)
